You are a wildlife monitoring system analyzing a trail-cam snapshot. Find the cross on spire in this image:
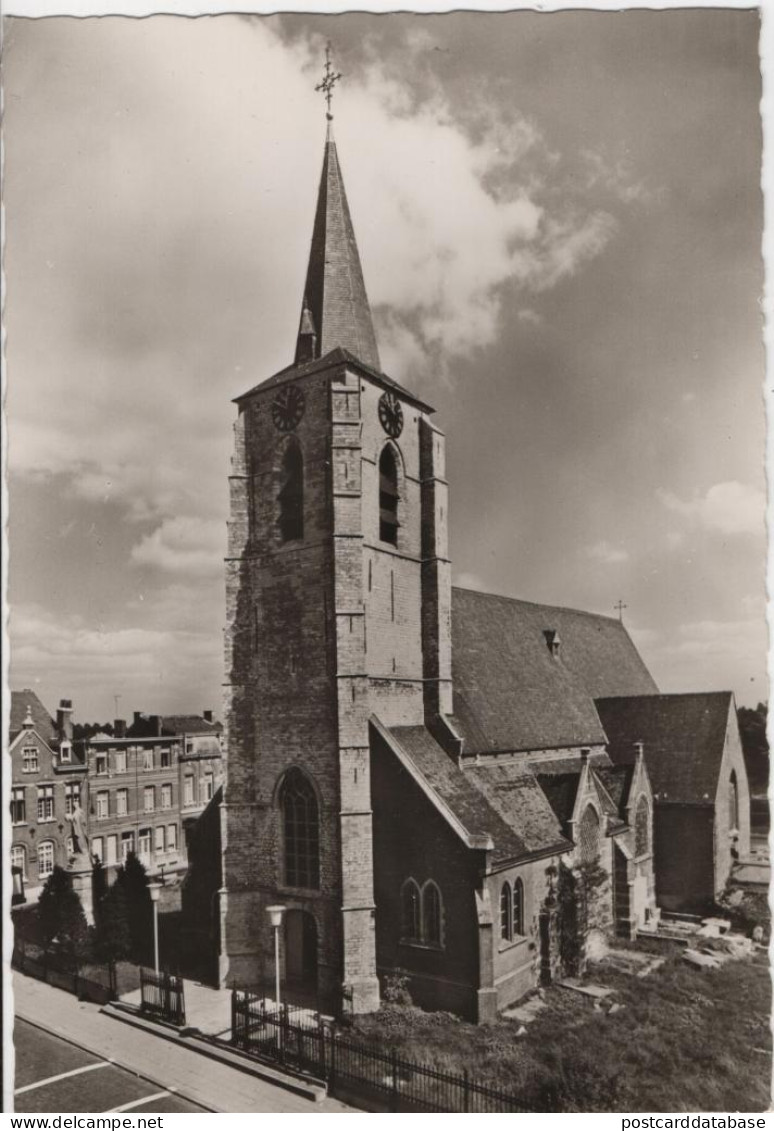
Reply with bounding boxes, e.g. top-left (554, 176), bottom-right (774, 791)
top-left (315, 42), bottom-right (342, 121)
top-left (614, 599), bottom-right (628, 623)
